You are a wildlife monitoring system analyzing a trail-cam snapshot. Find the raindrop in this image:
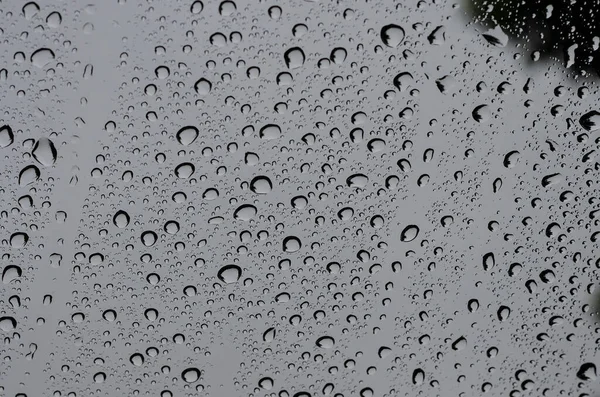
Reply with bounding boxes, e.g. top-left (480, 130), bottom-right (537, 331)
top-left (380, 24), bottom-right (405, 47)
top-left (250, 176), bottom-right (273, 194)
top-left (31, 48), bottom-right (55, 68)
top-left (113, 210), bottom-right (130, 228)
top-left (194, 78), bottom-right (212, 95)
top-left (233, 204), bottom-right (257, 221)
top-left (400, 225), bottom-right (419, 242)
top-left (282, 236), bottom-right (302, 252)
top-left (19, 165), bottom-right (41, 186)
top-left (217, 265), bottom-right (242, 284)
top-left (315, 336), bottom-right (335, 348)
top-left (176, 126), bottom-right (199, 145)
top-left (0, 125), bottom-right (14, 148)
top-left (2, 265), bottom-right (22, 284)
top-left (32, 138), bottom-right (57, 166)
top-left (174, 162), bottom-right (195, 179)
top-left (284, 47), bottom-right (305, 69)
